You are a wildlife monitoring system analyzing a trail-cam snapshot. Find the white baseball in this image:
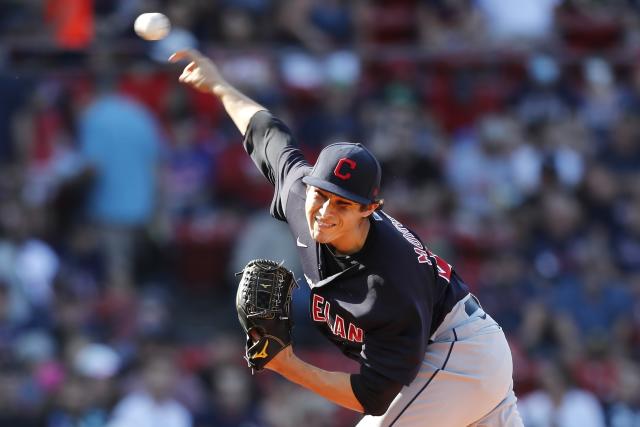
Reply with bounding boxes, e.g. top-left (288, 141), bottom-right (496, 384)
top-left (134, 13), bottom-right (171, 41)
